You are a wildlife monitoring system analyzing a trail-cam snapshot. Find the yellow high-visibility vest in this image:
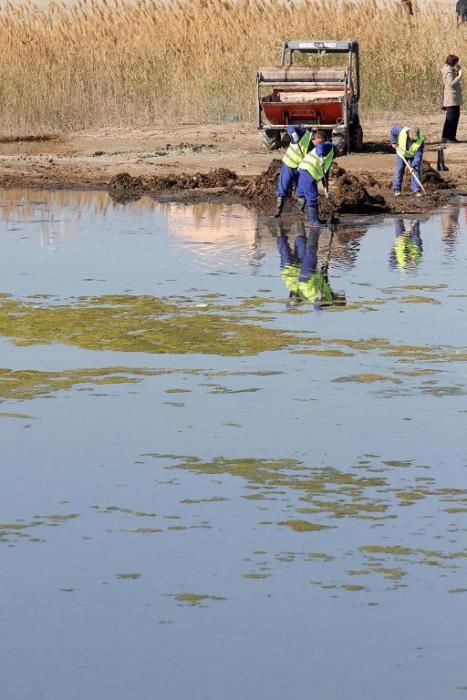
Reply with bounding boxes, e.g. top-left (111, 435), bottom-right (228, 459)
top-left (298, 147), bottom-right (335, 181)
top-left (281, 263), bottom-right (300, 292)
top-left (394, 237), bottom-right (422, 268)
top-left (282, 131), bottom-right (313, 169)
top-left (298, 272), bottom-right (333, 302)
top-left (397, 128), bottom-right (425, 158)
